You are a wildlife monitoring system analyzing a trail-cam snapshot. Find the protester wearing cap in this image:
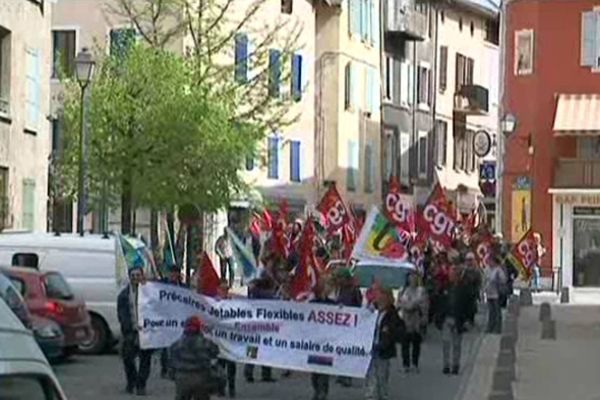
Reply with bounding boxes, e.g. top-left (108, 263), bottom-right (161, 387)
top-left (169, 316), bottom-right (220, 400)
top-left (117, 263), bottom-right (153, 395)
